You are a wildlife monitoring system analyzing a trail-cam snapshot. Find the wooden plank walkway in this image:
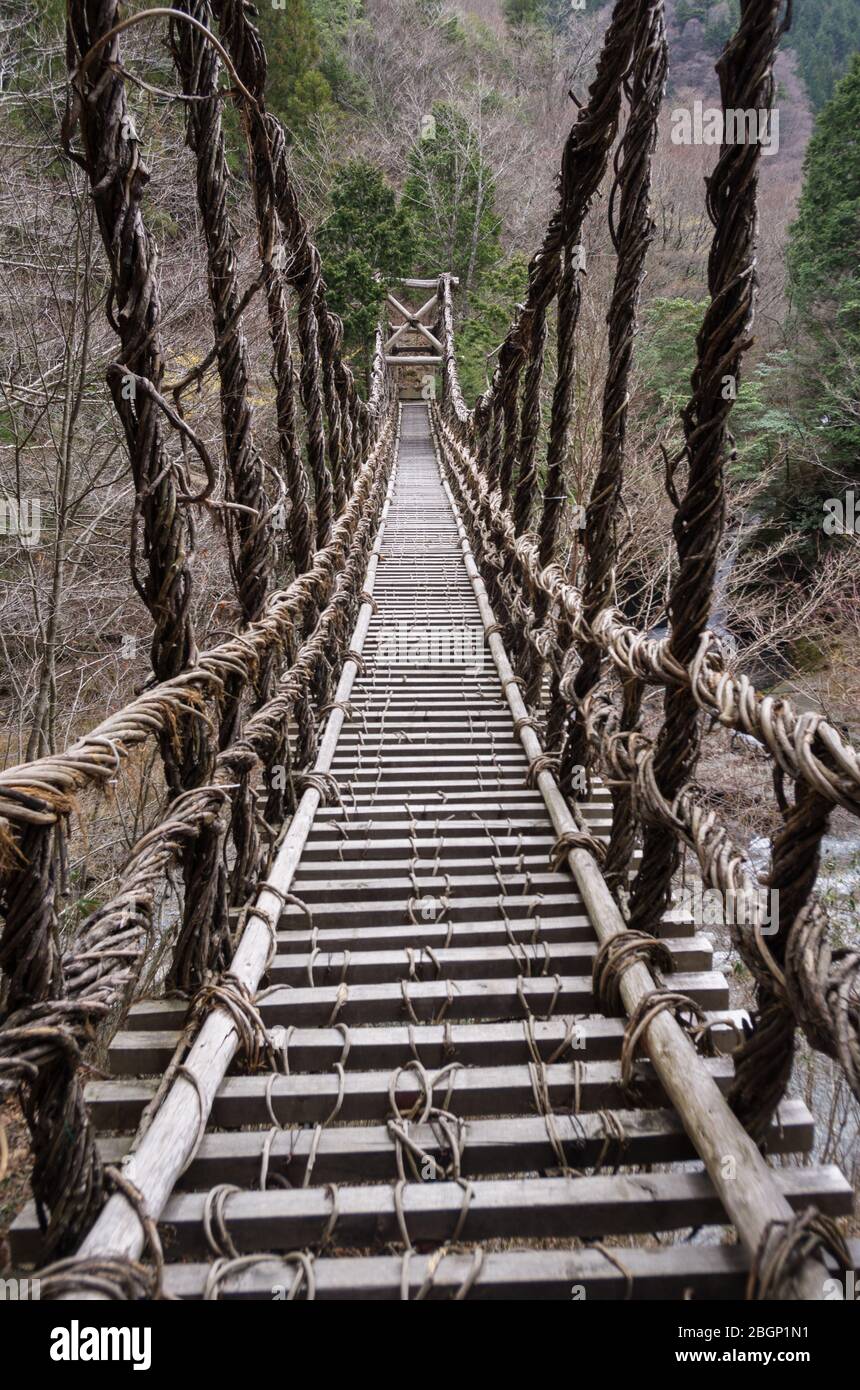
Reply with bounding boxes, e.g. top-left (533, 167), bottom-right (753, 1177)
top-left (10, 403), bottom-right (851, 1297)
